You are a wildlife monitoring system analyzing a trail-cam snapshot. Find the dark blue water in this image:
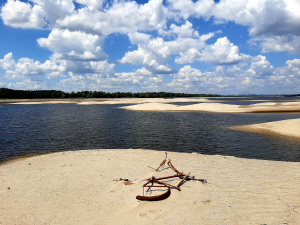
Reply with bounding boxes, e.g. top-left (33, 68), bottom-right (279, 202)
top-left (0, 102), bottom-right (300, 163)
